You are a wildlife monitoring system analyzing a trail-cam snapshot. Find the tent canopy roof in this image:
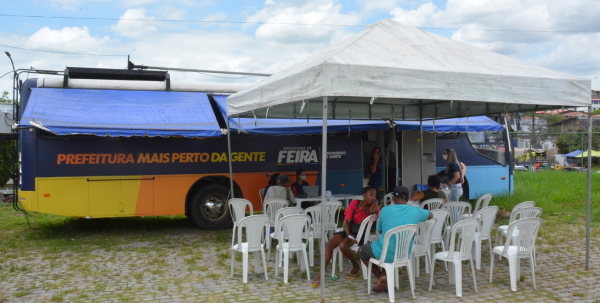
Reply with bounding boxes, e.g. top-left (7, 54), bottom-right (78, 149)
top-left (21, 88), bottom-right (222, 138)
top-left (395, 116), bottom-right (503, 132)
top-left (212, 95), bottom-right (389, 135)
top-left (562, 150), bottom-right (583, 157)
top-left (227, 19), bottom-right (590, 120)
